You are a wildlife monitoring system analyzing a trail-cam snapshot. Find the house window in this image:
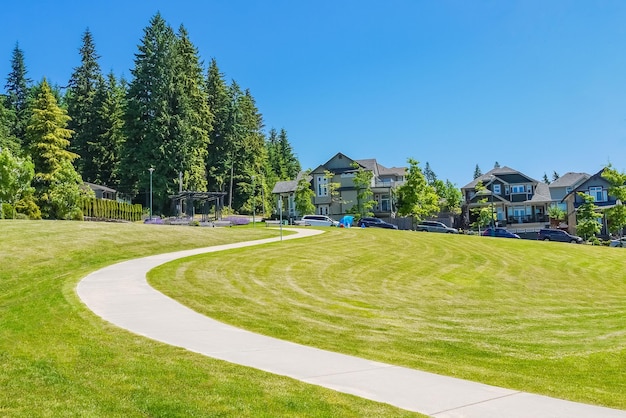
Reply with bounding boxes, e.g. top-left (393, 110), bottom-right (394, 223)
top-left (565, 186), bottom-right (572, 194)
top-left (316, 176), bottom-right (328, 197)
top-left (493, 184), bottom-right (501, 195)
top-left (380, 194), bottom-right (390, 211)
top-left (318, 205), bottom-right (329, 215)
top-left (505, 185), bottom-right (510, 195)
top-left (589, 186), bottom-right (606, 202)
top-left (511, 185), bottom-right (525, 194)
